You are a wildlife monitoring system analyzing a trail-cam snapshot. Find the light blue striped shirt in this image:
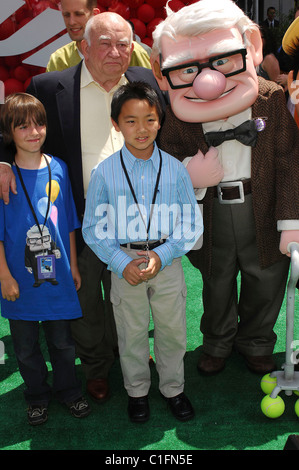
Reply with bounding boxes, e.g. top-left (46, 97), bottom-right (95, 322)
top-left (82, 143), bottom-right (203, 278)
